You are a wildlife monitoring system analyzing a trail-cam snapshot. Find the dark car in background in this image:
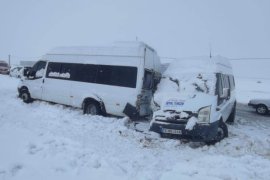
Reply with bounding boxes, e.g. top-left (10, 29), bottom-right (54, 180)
top-left (0, 61), bottom-right (10, 75)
